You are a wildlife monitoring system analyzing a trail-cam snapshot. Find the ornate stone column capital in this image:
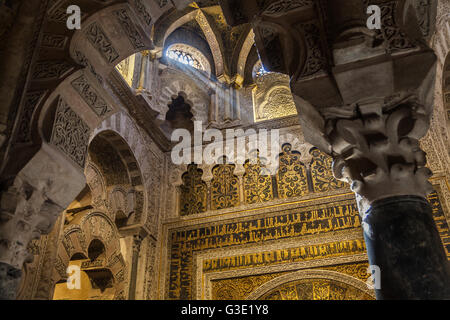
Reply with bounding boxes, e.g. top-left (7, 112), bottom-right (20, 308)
top-left (321, 93), bottom-right (433, 211)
